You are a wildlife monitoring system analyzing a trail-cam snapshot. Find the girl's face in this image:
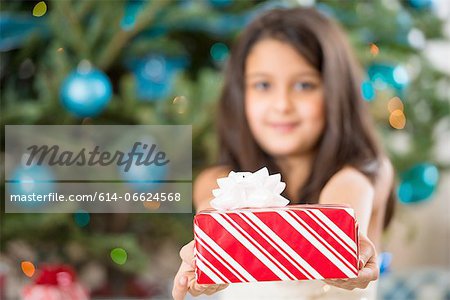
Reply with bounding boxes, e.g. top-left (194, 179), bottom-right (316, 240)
top-left (245, 38), bottom-right (325, 157)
